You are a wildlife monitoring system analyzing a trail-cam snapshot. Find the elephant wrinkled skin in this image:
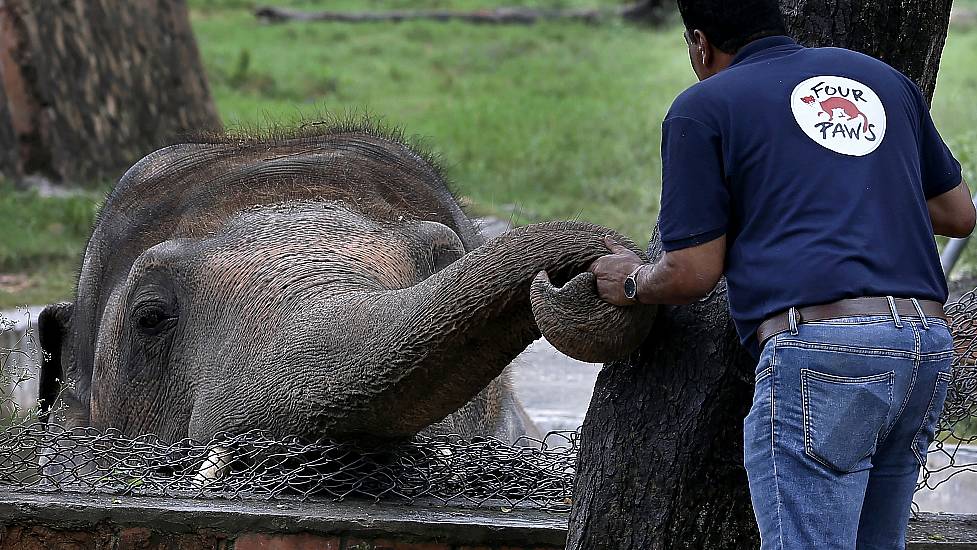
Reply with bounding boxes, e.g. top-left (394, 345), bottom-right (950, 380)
top-left (38, 123), bottom-right (656, 445)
